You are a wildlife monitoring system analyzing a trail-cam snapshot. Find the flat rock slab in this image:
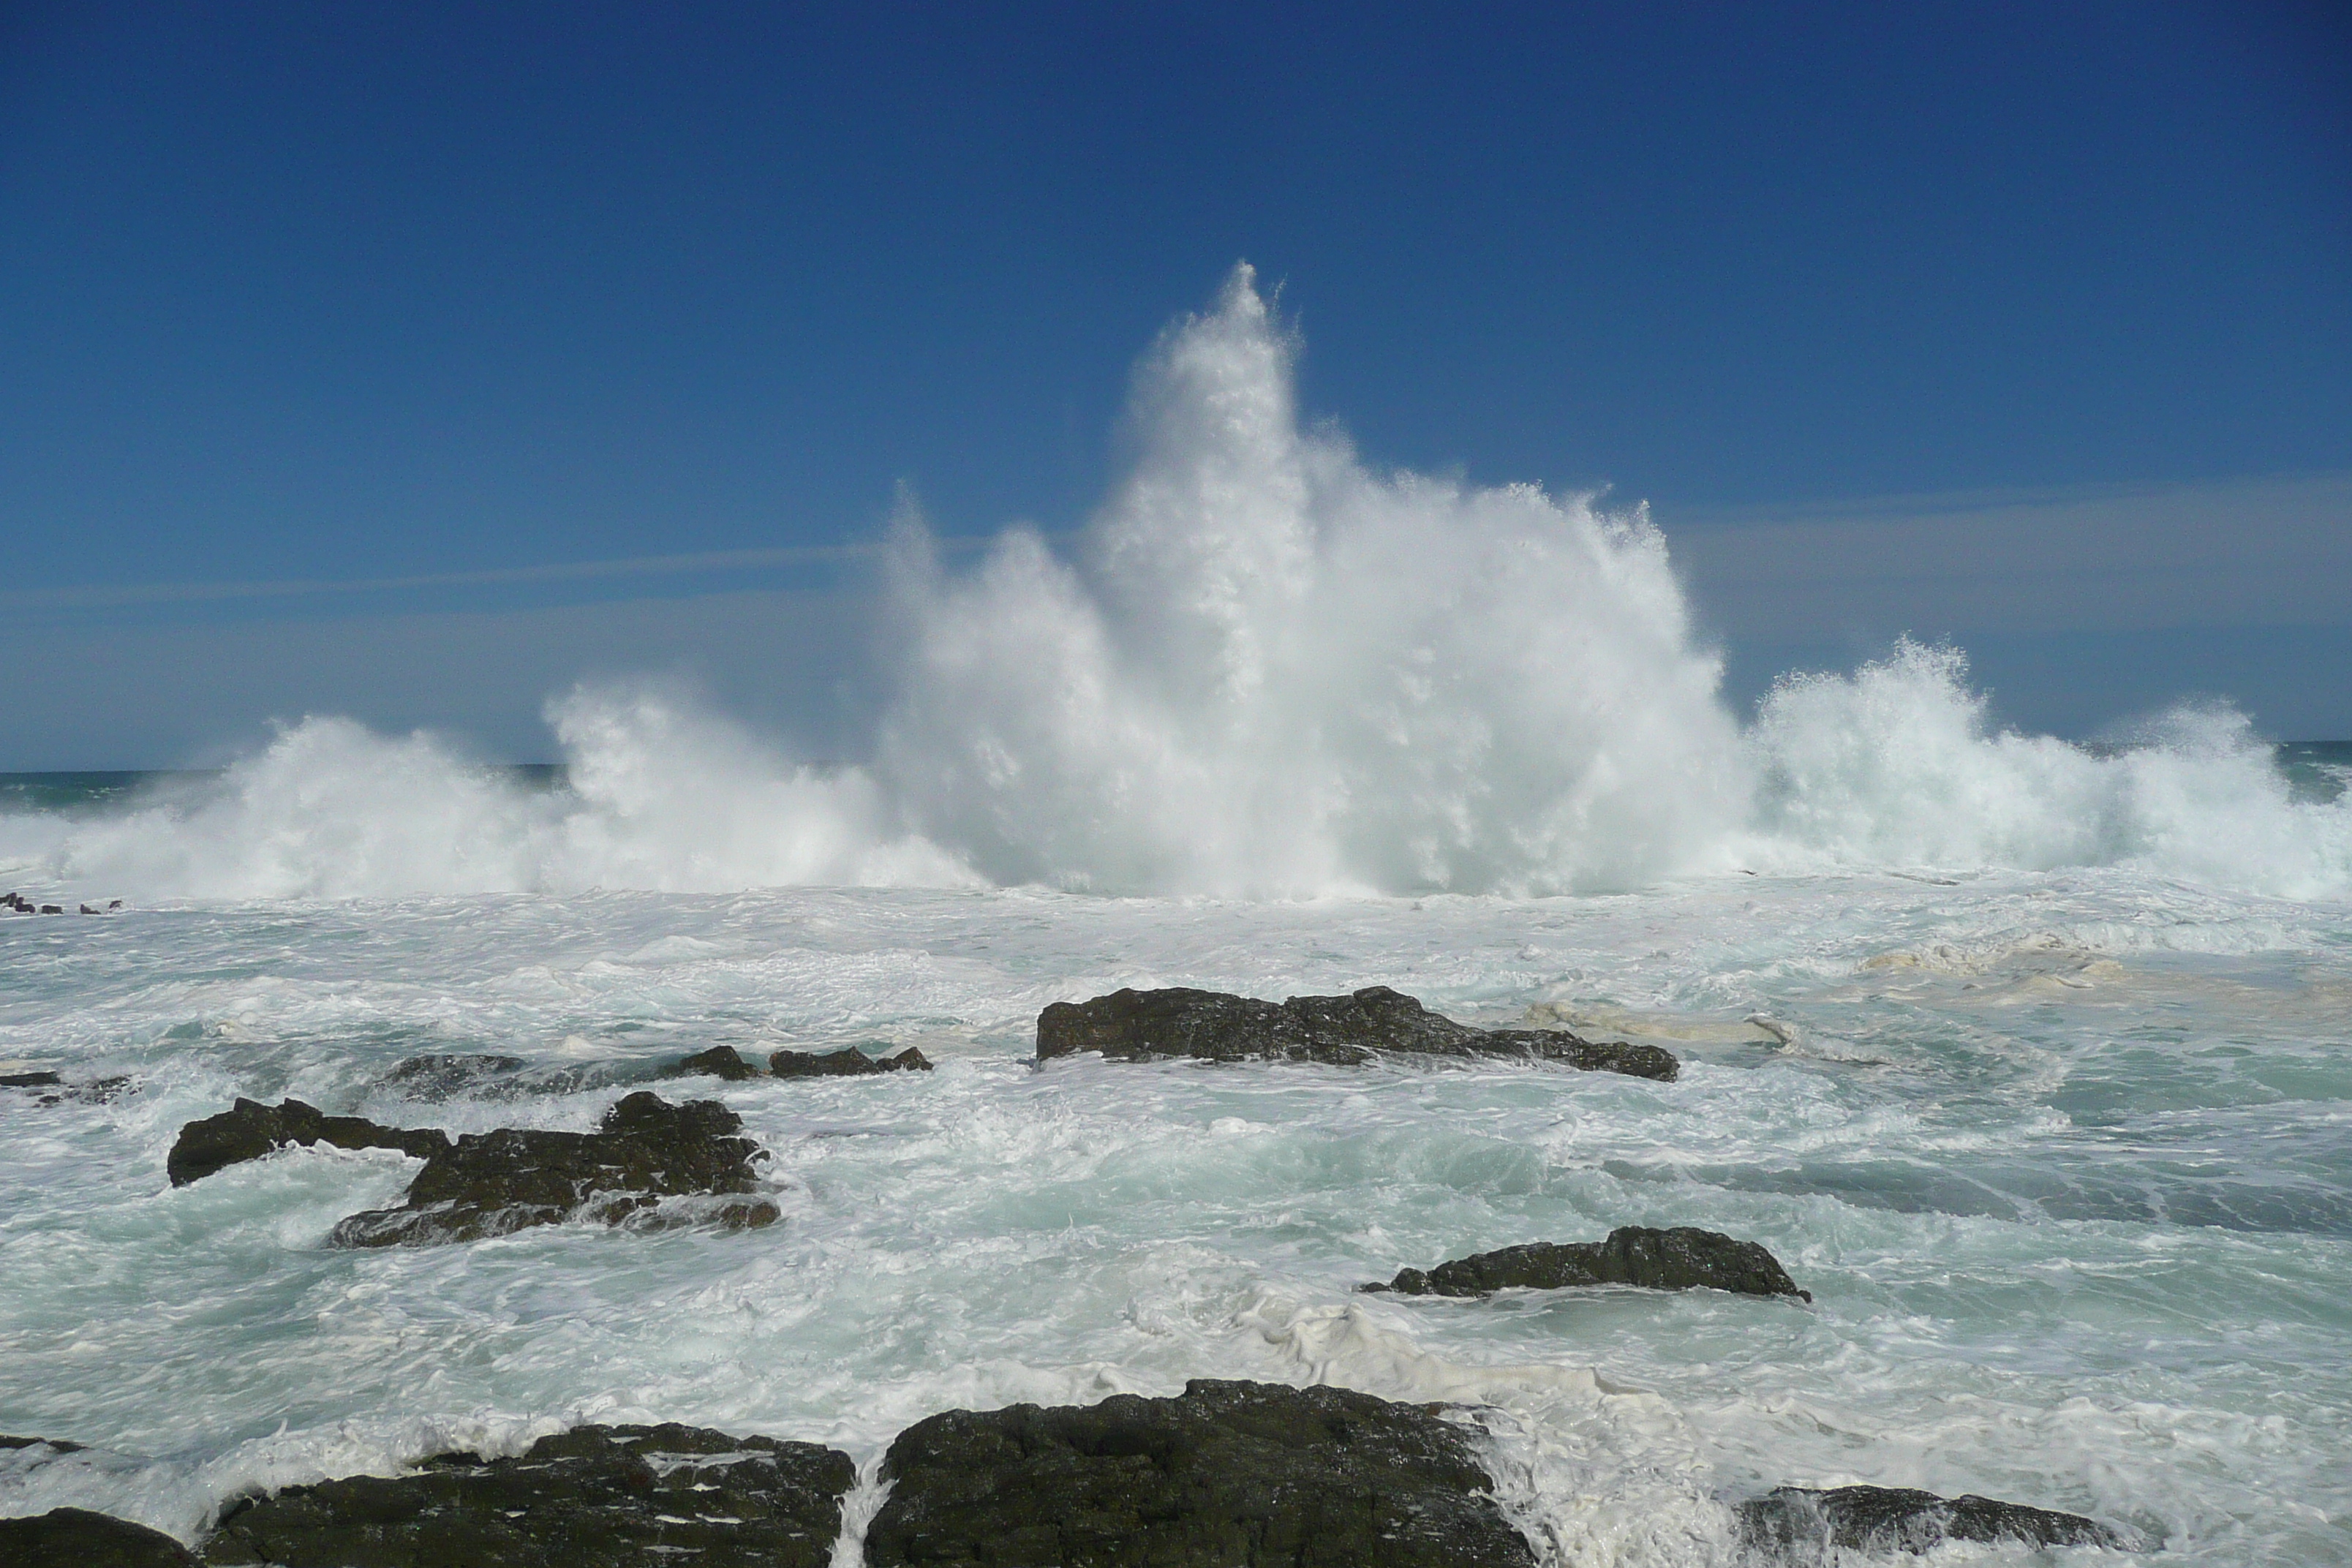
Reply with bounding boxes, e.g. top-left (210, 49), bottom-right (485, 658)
top-left (168, 1100), bottom-right (452, 1186)
top-left (1036, 986), bottom-right (1678, 1080)
top-left (1368, 1226), bottom-right (1810, 1300)
top-left (864, 1377), bottom-right (1537, 1568)
top-left (327, 1091), bottom-right (777, 1247)
top-left (0, 1507), bottom-right (198, 1567)
top-left (1738, 1485), bottom-right (2126, 1556)
top-left (769, 1045), bottom-right (932, 1077)
top-left (197, 1423), bottom-right (856, 1568)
